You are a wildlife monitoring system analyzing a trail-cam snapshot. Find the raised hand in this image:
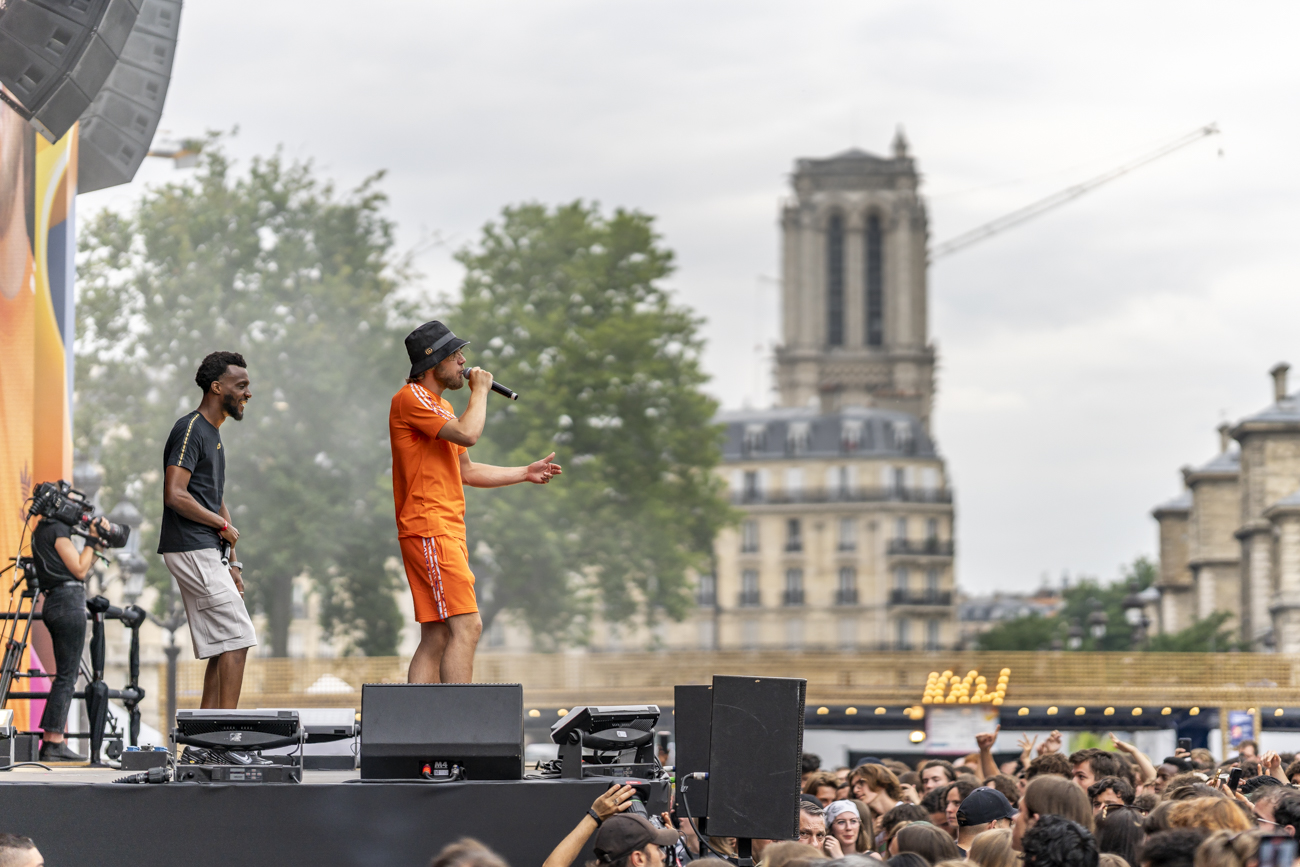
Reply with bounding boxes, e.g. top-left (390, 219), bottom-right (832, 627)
top-left (1038, 730), bottom-right (1062, 756)
top-left (976, 725), bottom-right (1001, 752)
top-left (525, 452), bottom-right (563, 485)
top-left (592, 783), bottom-right (636, 821)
